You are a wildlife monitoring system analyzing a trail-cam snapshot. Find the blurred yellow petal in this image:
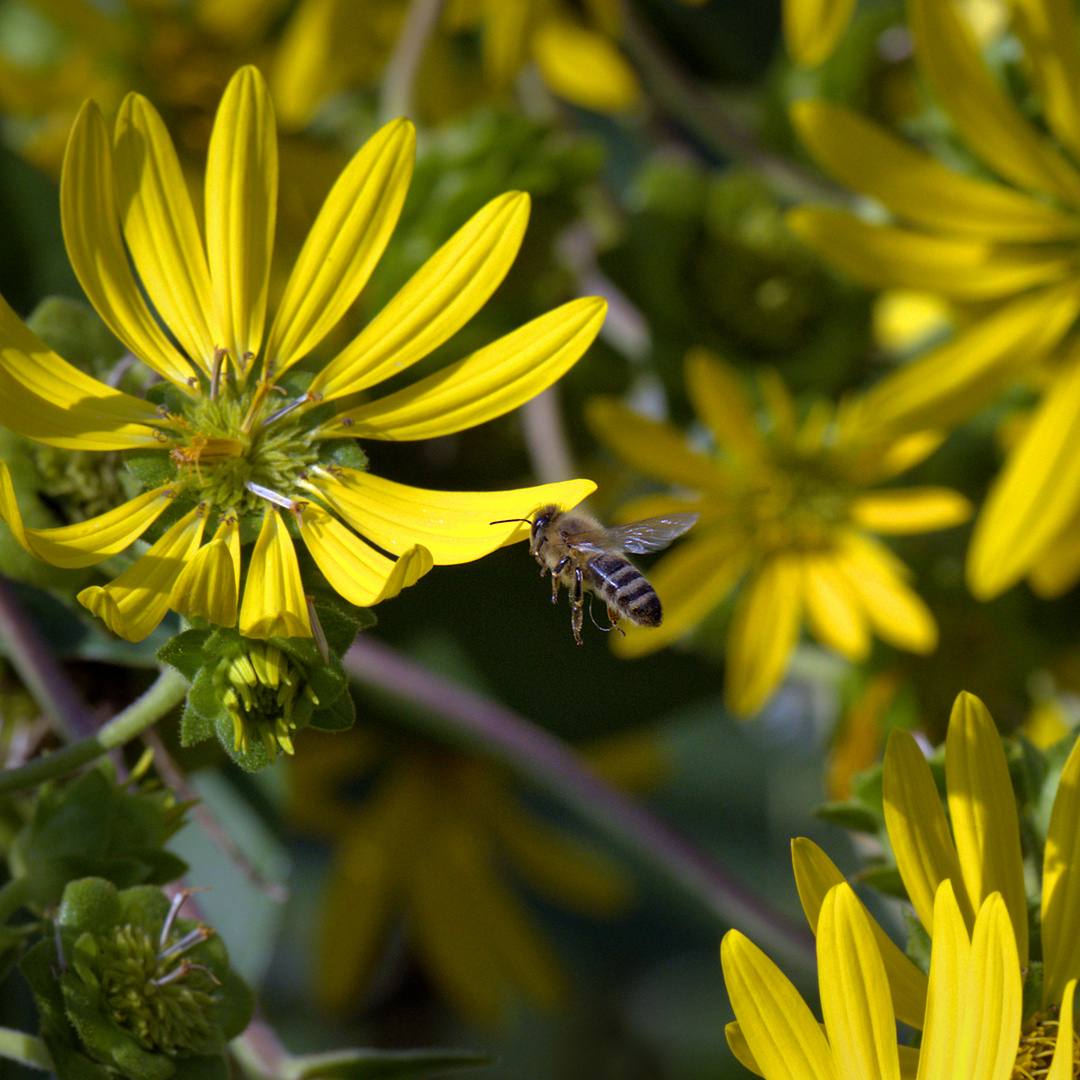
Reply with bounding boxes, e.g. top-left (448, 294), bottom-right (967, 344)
top-left (310, 191), bottom-right (529, 401)
top-left (61, 102), bottom-right (197, 391)
top-left (0, 460), bottom-right (174, 568)
top-left (801, 554), bottom-right (870, 660)
top-left (297, 502), bottom-right (433, 607)
top-left (883, 728), bottom-right (975, 933)
top-left (726, 556), bottom-right (802, 717)
top-left (788, 208), bottom-right (1071, 298)
top-left (791, 100), bottom-right (1080, 241)
top-left (850, 489), bottom-right (972, 534)
top-left (326, 297), bottom-right (605, 440)
top-left (238, 508), bottom-right (311, 638)
top-left (113, 91), bottom-right (218, 372)
top-left (613, 534), bottom-right (749, 658)
top-left (1042, 735), bottom-right (1080, 1006)
top-left (784, 0), bottom-right (856, 66)
top-left (968, 346), bottom-right (1080, 598)
top-left (684, 349), bottom-right (765, 461)
top-left (306, 468), bottom-right (595, 563)
top-left (721, 929), bottom-right (839, 1080)
top-left (791, 838), bottom-right (928, 1030)
top-left (265, 118), bottom-right (415, 375)
top-left (1027, 507), bottom-right (1080, 596)
top-left (531, 18), bottom-right (639, 112)
top-left (834, 532), bottom-right (937, 653)
top-left (944, 692), bottom-right (1028, 966)
top-left (205, 65), bottom-right (276, 367)
top-left (170, 514), bottom-right (241, 627)
top-left (77, 506), bottom-right (207, 641)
